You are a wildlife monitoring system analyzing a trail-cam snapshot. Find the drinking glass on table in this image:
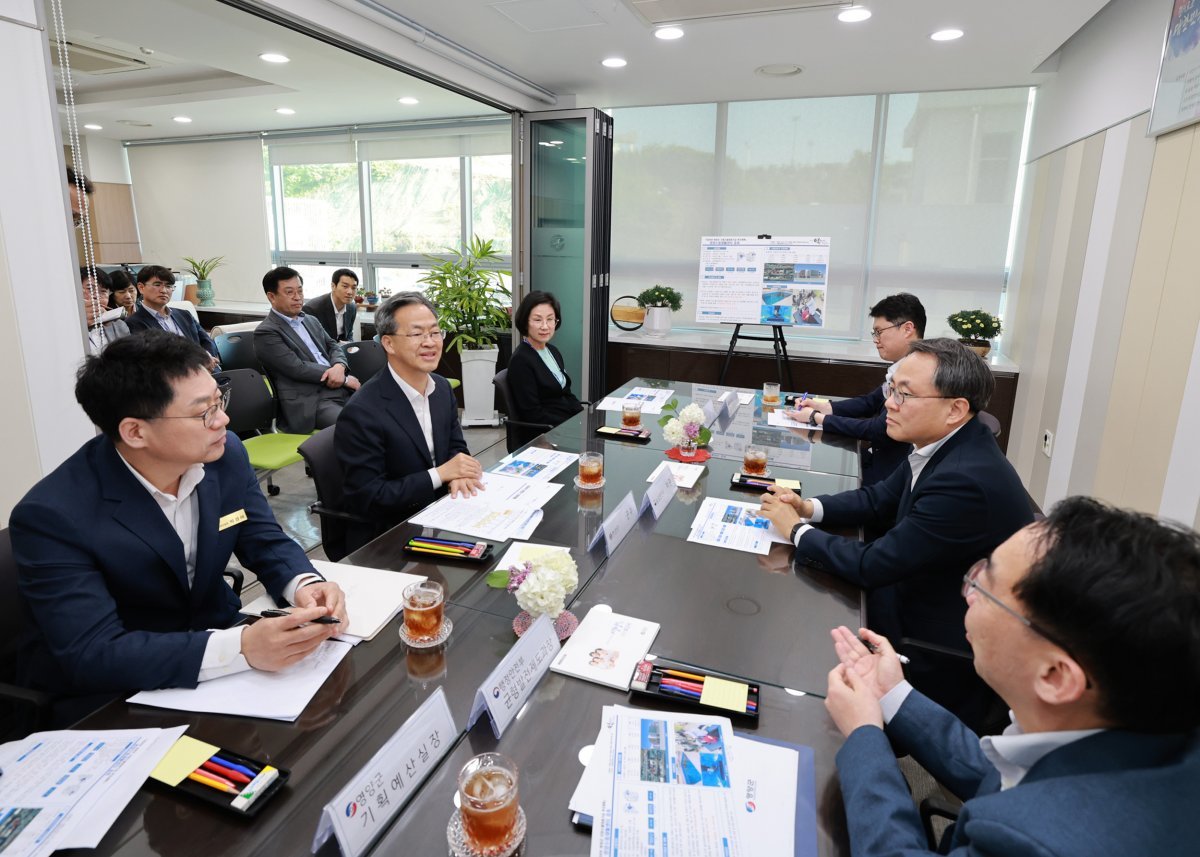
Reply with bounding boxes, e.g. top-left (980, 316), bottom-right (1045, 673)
top-left (762, 382), bottom-right (781, 406)
top-left (621, 399), bottom-right (643, 428)
top-left (458, 753), bottom-right (521, 851)
top-left (742, 443), bottom-right (769, 476)
top-left (402, 580), bottom-right (445, 643)
top-left (578, 451), bottom-right (604, 487)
